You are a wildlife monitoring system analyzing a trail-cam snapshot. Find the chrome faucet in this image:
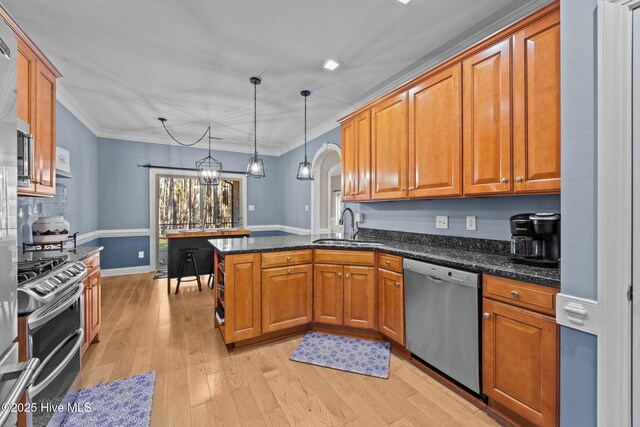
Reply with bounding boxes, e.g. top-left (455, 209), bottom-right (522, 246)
top-left (339, 207), bottom-right (358, 240)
